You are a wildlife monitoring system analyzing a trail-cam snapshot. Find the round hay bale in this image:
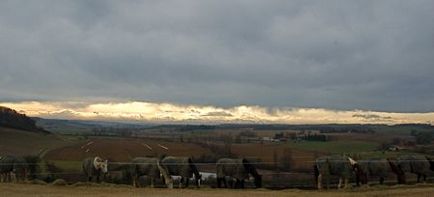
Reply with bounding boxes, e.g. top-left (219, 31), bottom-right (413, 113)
top-left (30, 179), bottom-right (48, 185)
top-left (51, 179), bottom-right (68, 186)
